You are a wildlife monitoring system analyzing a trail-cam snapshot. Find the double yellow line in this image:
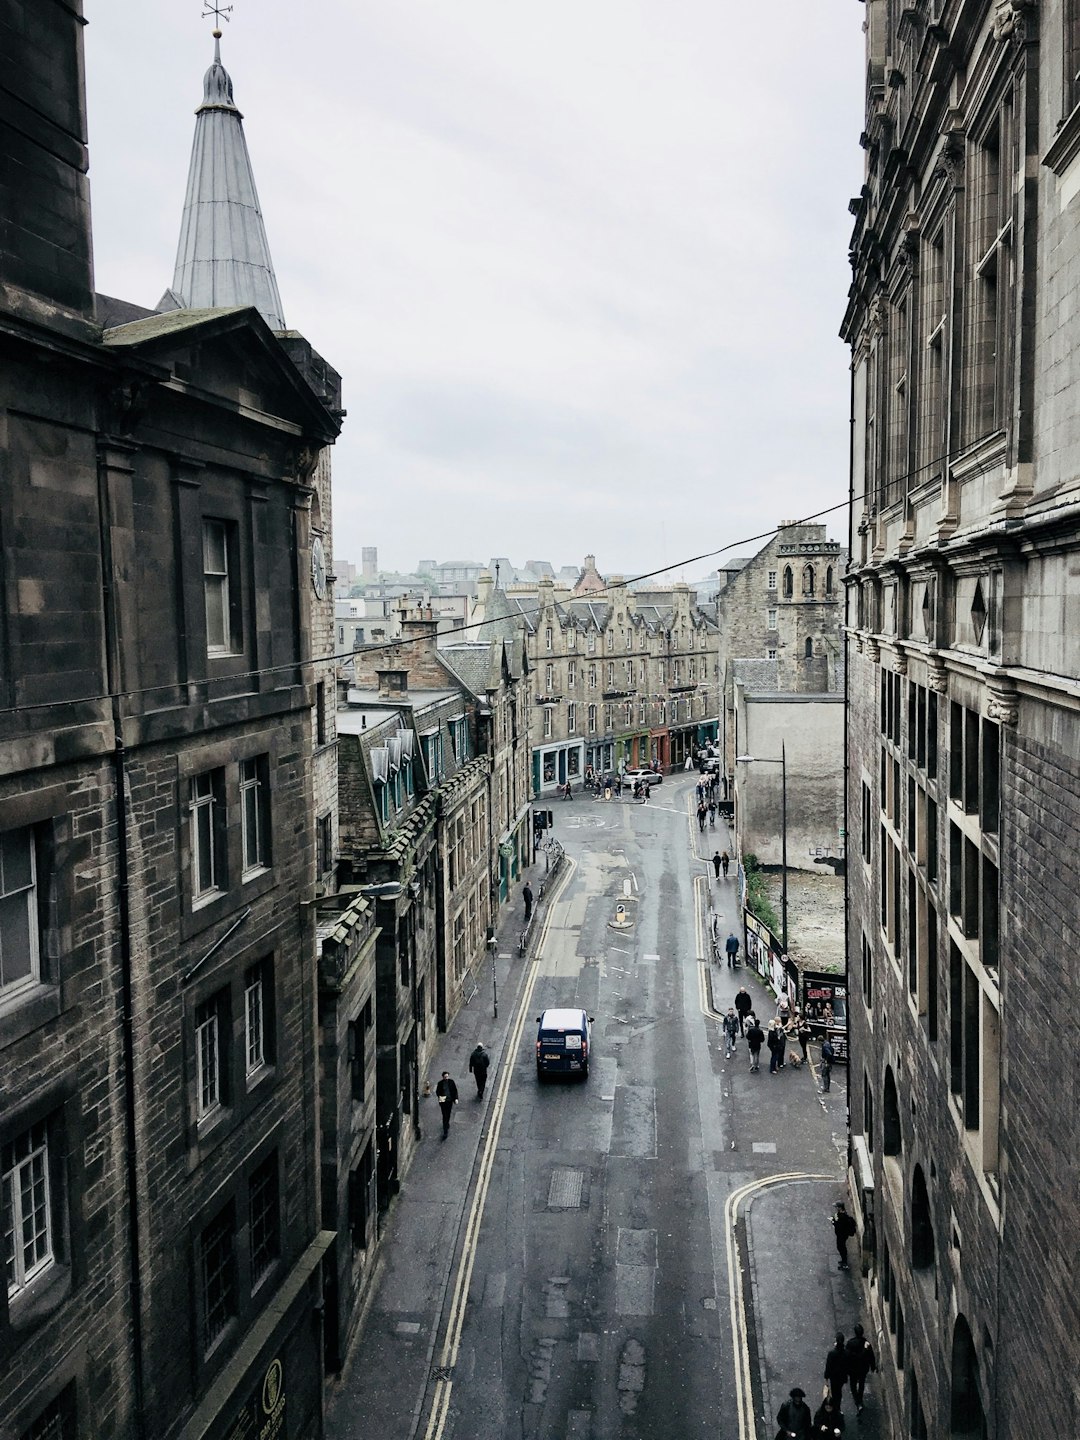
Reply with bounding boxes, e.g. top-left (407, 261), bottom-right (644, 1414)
top-left (422, 855), bottom-right (578, 1440)
top-left (724, 1173), bottom-right (833, 1440)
